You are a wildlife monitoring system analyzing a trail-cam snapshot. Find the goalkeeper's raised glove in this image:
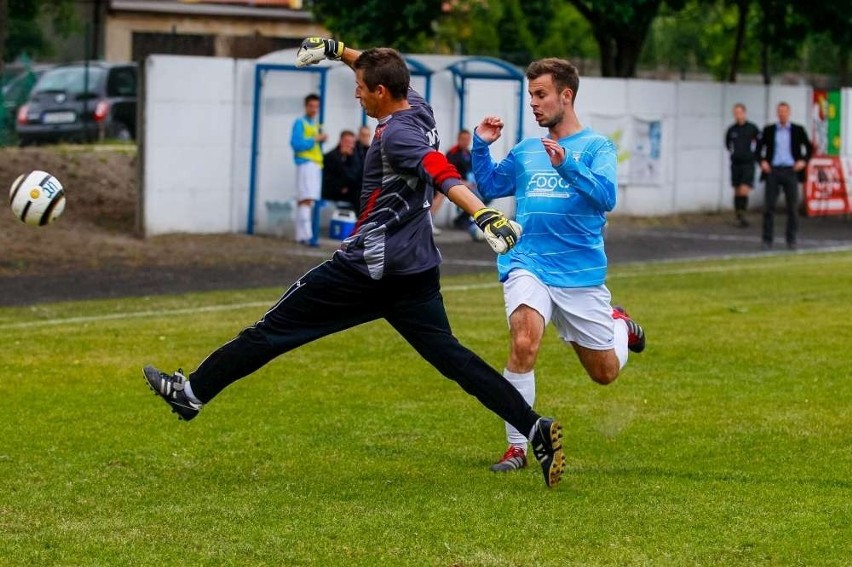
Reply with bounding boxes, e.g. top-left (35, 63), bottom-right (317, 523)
top-left (296, 37), bottom-right (345, 68)
top-left (473, 208), bottom-right (522, 254)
